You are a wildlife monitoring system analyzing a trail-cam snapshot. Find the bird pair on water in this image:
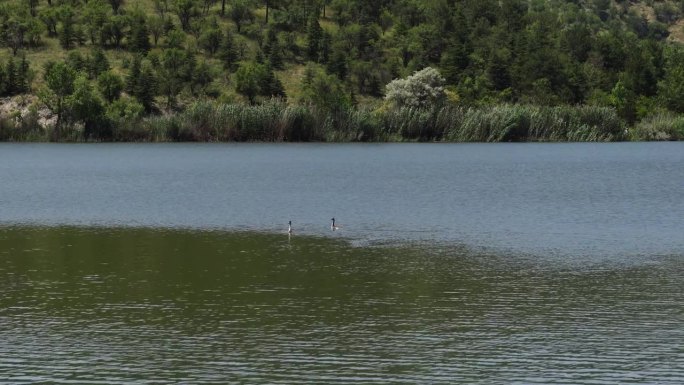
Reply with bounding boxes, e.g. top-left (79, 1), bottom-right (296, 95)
top-left (288, 218), bottom-right (340, 234)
